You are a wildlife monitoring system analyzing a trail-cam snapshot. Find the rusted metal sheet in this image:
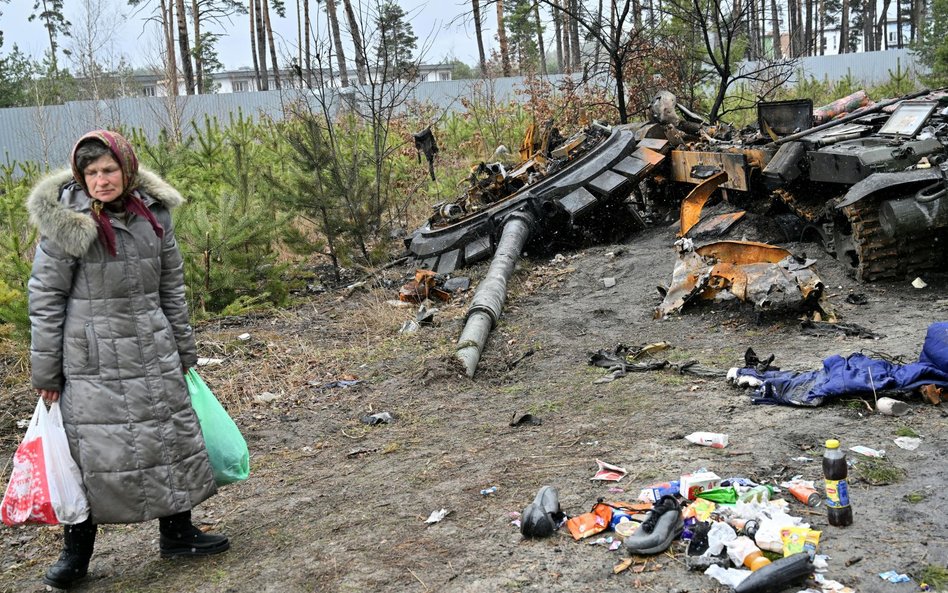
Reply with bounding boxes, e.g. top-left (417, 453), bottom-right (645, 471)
top-left (679, 171), bottom-right (729, 236)
top-left (669, 150), bottom-right (751, 190)
top-left (655, 239), bottom-right (824, 318)
top-left (695, 240), bottom-right (791, 265)
top-left (688, 211), bottom-right (746, 238)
